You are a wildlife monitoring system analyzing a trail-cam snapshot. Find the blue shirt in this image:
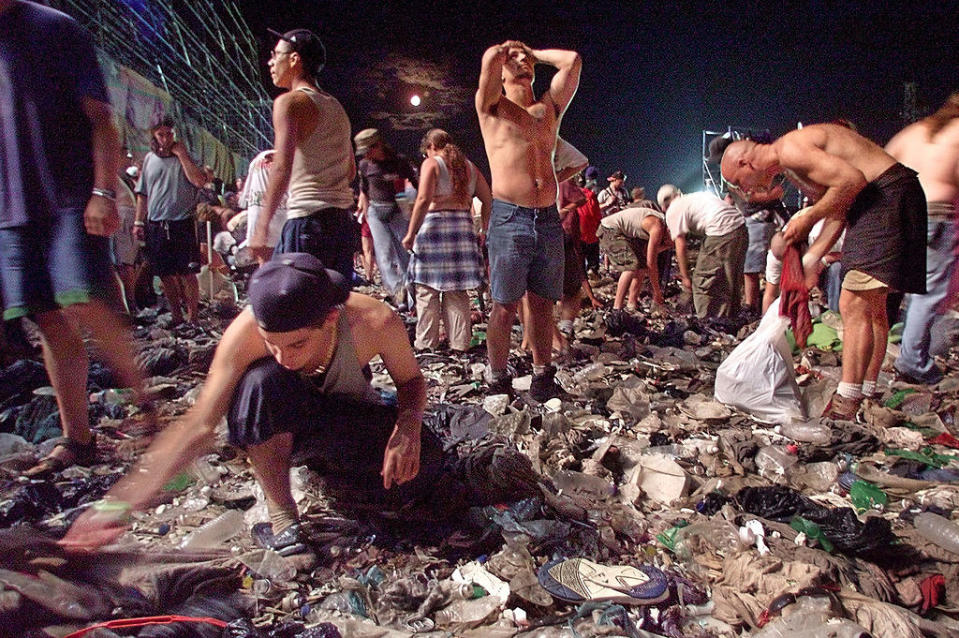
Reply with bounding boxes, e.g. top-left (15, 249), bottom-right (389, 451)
top-left (0, 1), bottom-right (110, 227)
